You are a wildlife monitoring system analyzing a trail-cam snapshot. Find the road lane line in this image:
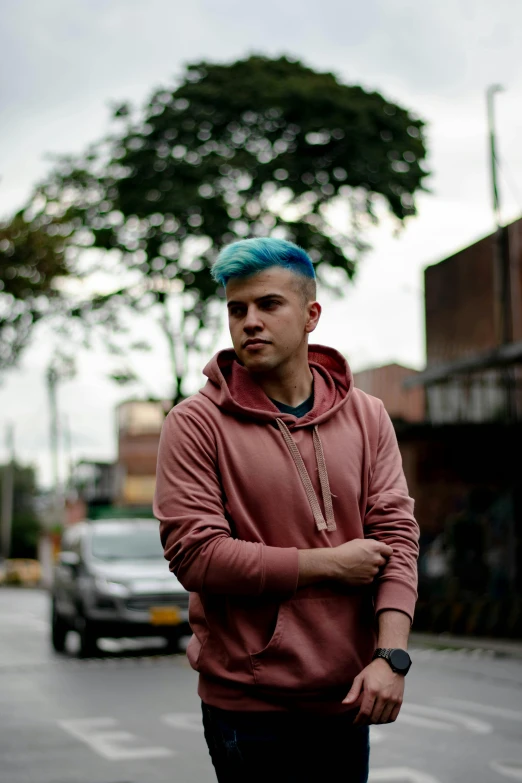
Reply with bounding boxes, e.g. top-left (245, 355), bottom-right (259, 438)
top-left (161, 713), bottom-right (203, 732)
top-left (58, 717), bottom-right (174, 760)
top-left (397, 713), bottom-right (453, 731)
top-left (369, 768), bottom-right (442, 782)
top-left (369, 727), bottom-right (385, 744)
top-left (401, 704), bottom-right (493, 734)
top-left (490, 760), bottom-right (522, 781)
top-left (436, 698), bottom-right (522, 722)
